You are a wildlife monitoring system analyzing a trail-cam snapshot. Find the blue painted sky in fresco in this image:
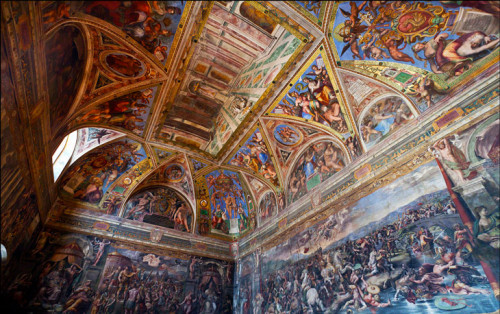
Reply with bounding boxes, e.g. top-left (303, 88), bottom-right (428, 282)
top-left (205, 169), bottom-right (249, 220)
